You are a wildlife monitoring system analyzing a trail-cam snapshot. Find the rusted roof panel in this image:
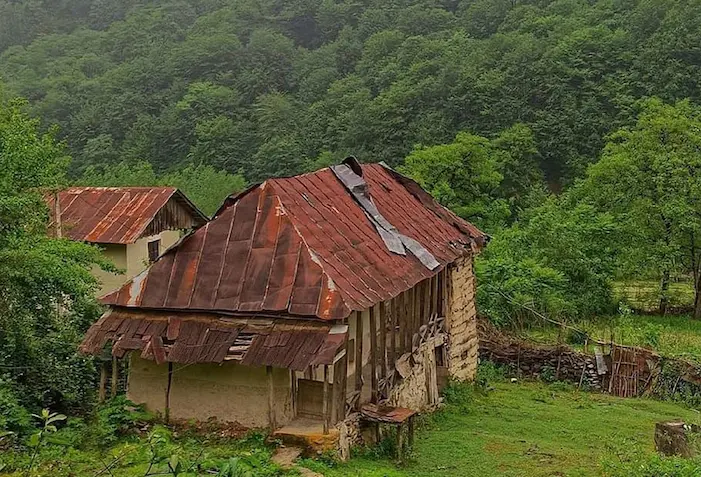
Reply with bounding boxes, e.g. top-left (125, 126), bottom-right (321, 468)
top-left (46, 187), bottom-right (208, 244)
top-left (103, 163), bottom-right (486, 319)
top-left (80, 309), bottom-right (346, 370)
